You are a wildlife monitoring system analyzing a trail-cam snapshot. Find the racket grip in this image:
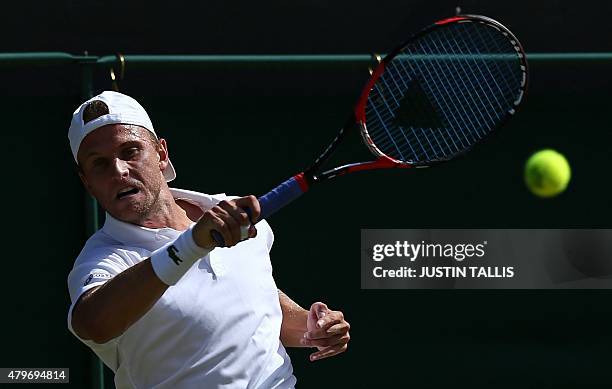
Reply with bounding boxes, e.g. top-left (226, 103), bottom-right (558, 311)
top-left (210, 214), bottom-right (251, 247)
top-left (210, 230), bottom-right (225, 247)
top-left (258, 174), bottom-right (307, 220)
top-left (211, 174), bottom-right (307, 247)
